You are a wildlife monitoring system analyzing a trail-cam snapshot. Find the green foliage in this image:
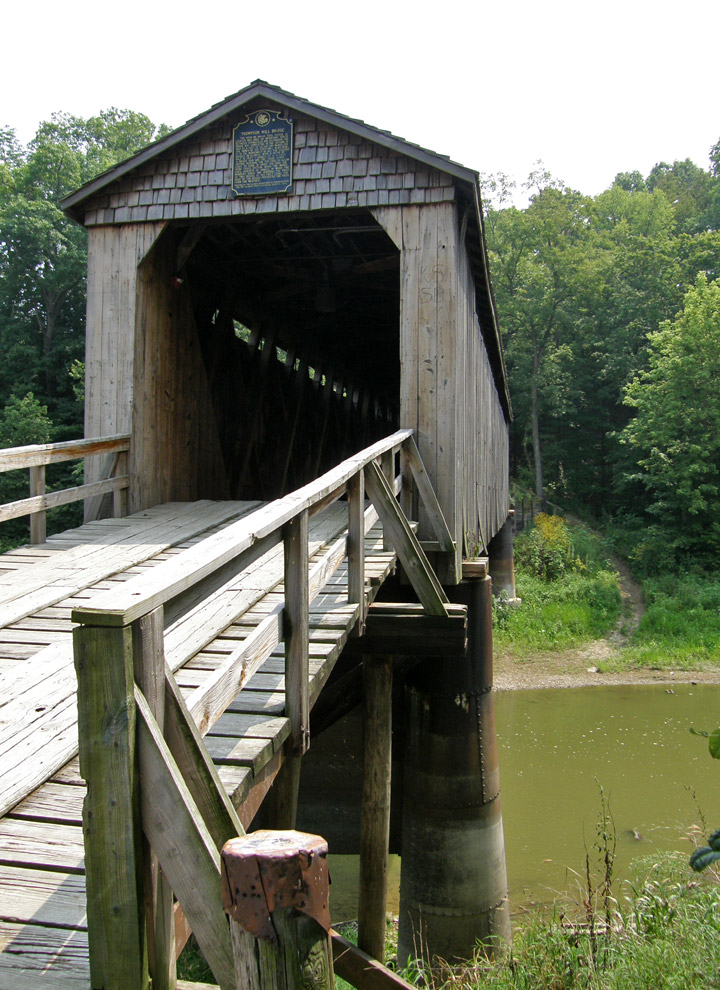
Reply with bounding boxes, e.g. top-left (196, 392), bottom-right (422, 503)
top-left (515, 513), bottom-right (583, 581)
top-left (497, 570), bottom-right (621, 655)
top-left (0, 108), bottom-right (167, 439)
top-left (621, 274), bottom-right (720, 569)
top-left (176, 934), bottom-right (214, 983)
top-left (496, 518), bottom-right (621, 654)
top-left (485, 139), bottom-right (720, 526)
top-left (0, 393), bottom-right (53, 550)
top-left (0, 392), bottom-right (52, 447)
